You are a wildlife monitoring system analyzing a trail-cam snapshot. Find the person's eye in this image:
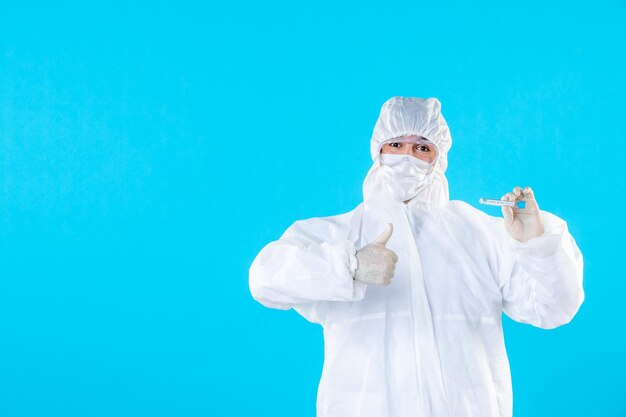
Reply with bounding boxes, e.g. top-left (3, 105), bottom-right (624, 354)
top-left (416, 145), bottom-right (430, 152)
top-left (390, 142), bottom-right (401, 148)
